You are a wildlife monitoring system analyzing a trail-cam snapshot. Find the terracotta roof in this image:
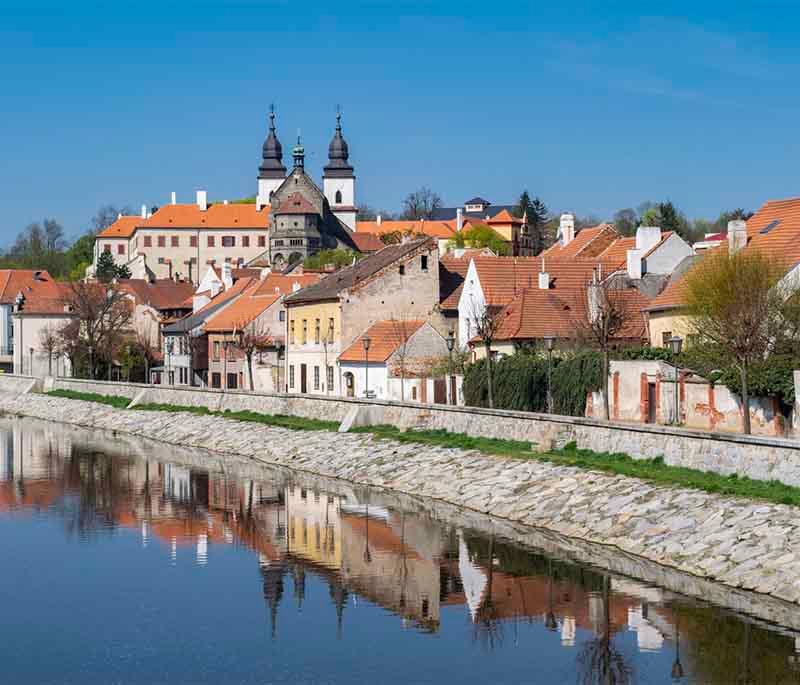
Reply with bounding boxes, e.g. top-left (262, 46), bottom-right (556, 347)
top-left (439, 256), bottom-right (471, 310)
top-left (273, 192), bottom-right (317, 215)
top-left (541, 224), bottom-right (619, 260)
top-left (0, 270), bottom-right (60, 304)
top-left (284, 238), bottom-right (434, 305)
top-left (253, 272), bottom-right (323, 297)
top-left (355, 220), bottom-right (456, 240)
top-left (596, 237), bottom-right (635, 266)
top-left (15, 282), bottom-right (73, 315)
top-left (204, 282), bottom-right (281, 333)
top-left (486, 209), bottom-right (522, 225)
top-left (142, 203), bottom-right (269, 229)
top-left (163, 277), bottom-right (254, 333)
top-left (339, 320), bottom-right (426, 363)
top-left (118, 279), bottom-right (195, 310)
top-left (97, 216), bottom-right (141, 239)
top-left (349, 232), bottom-right (385, 253)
